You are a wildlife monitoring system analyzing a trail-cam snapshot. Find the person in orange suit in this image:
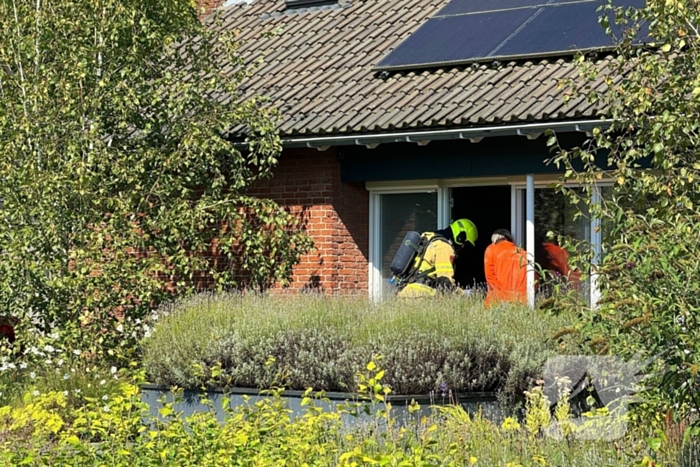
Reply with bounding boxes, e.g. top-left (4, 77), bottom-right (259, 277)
top-left (535, 234), bottom-right (580, 290)
top-left (484, 229), bottom-right (528, 307)
top-left (538, 239), bottom-right (570, 276)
